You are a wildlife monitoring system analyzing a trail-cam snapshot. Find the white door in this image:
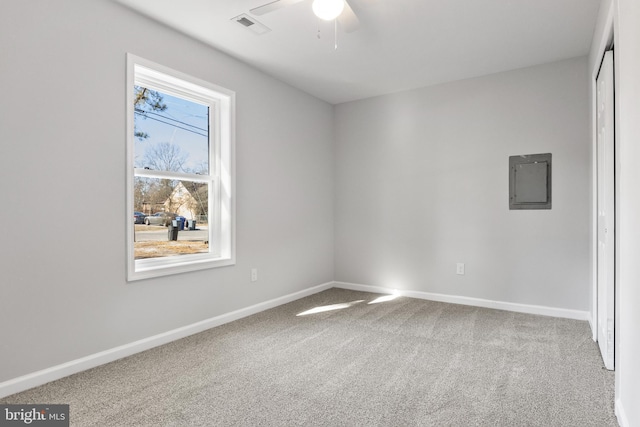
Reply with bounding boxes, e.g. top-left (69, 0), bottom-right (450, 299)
top-left (596, 50), bottom-right (615, 370)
